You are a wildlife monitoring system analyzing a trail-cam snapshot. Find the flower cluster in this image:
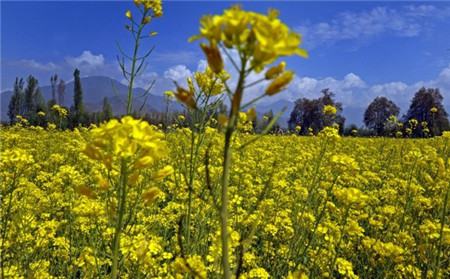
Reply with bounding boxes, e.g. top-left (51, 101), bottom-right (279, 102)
top-left (190, 5), bottom-right (307, 72)
top-left (83, 116), bottom-right (167, 169)
top-left (2, 124), bottom-right (449, 277)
